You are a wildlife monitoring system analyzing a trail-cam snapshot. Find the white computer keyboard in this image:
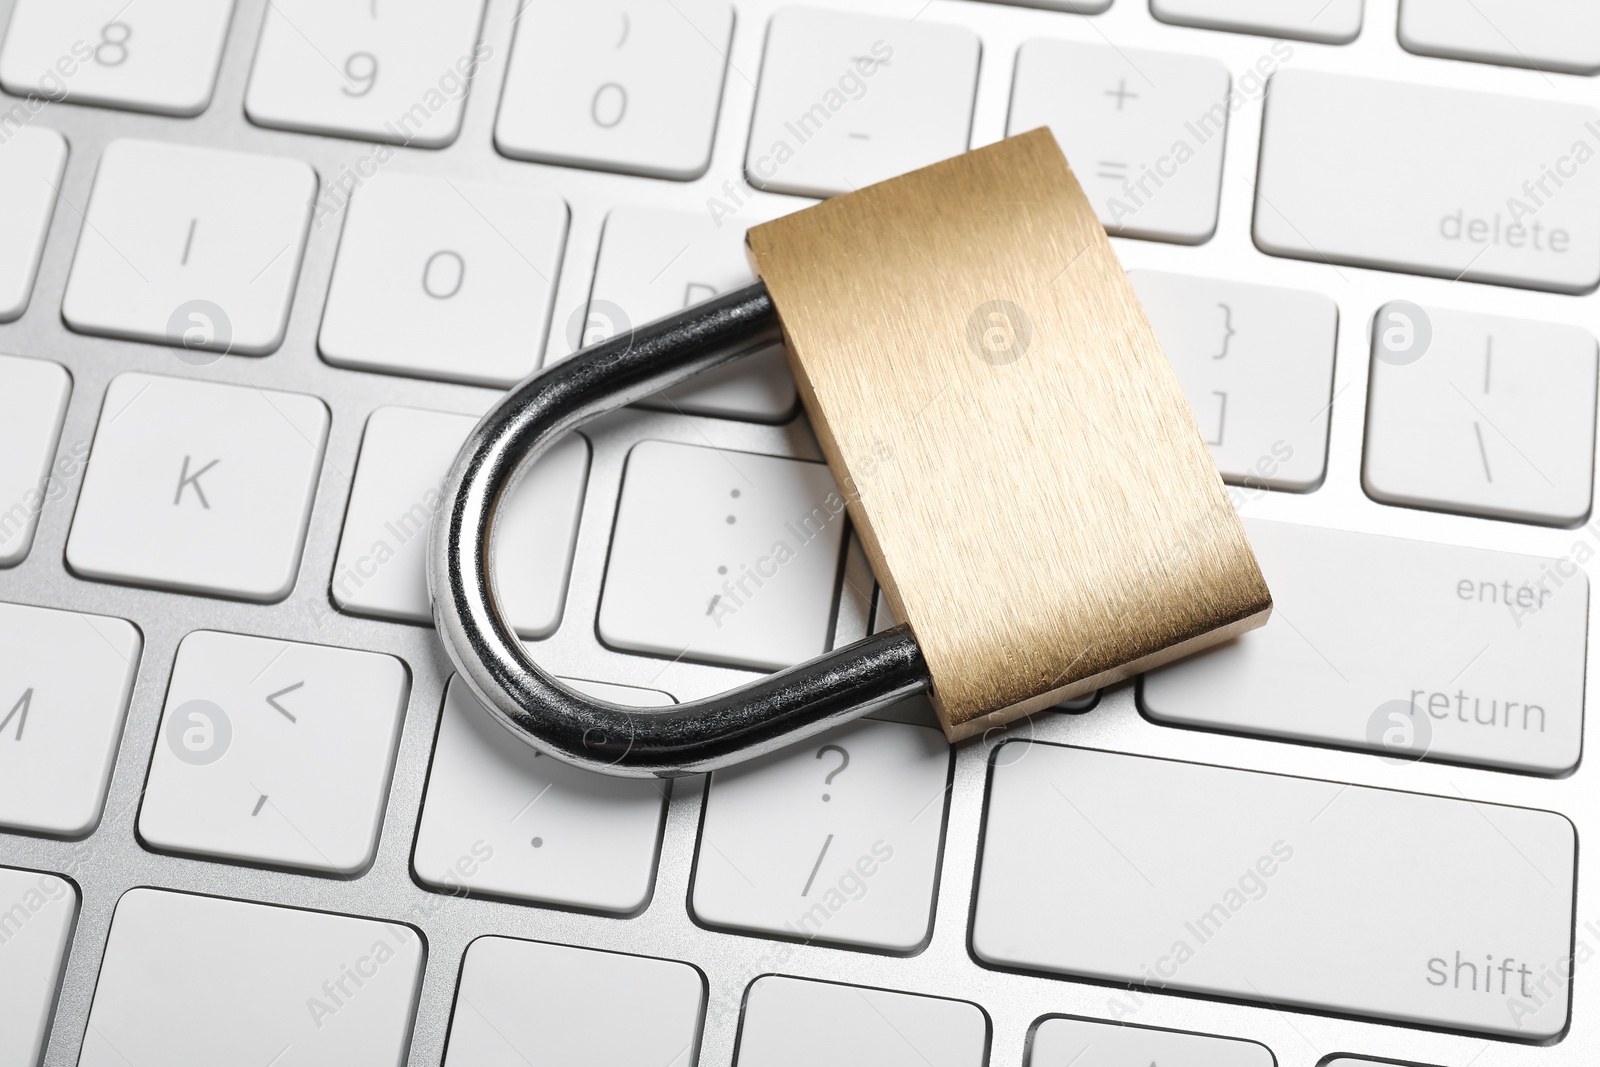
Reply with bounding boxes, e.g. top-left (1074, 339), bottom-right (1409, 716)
top-left (0, 0), bottom-right (1597, 1065)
